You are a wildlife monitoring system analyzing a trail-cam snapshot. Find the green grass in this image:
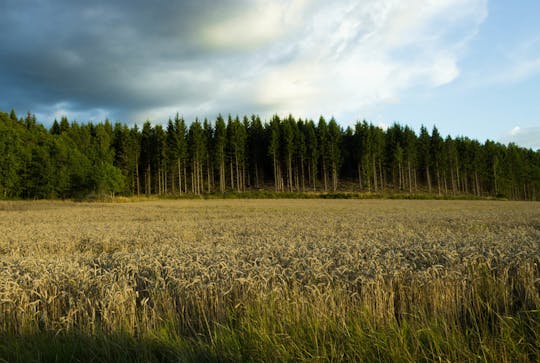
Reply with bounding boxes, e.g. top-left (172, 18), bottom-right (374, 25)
top-left (75, 190), bottom-right (509, 203)
top-left (1, 307), bottom-right (537, 362)
top-left (2, 273), bottom-right (538, 363)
